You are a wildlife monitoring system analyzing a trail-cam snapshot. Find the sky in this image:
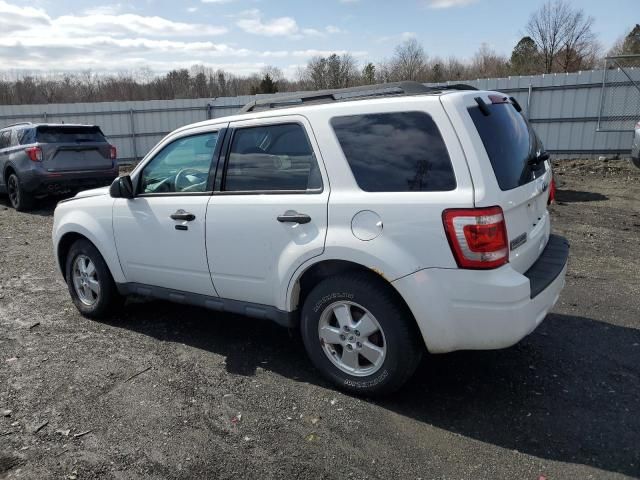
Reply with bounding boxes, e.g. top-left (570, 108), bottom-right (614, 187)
top-left (0, 0), bottom-right (635, 78)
